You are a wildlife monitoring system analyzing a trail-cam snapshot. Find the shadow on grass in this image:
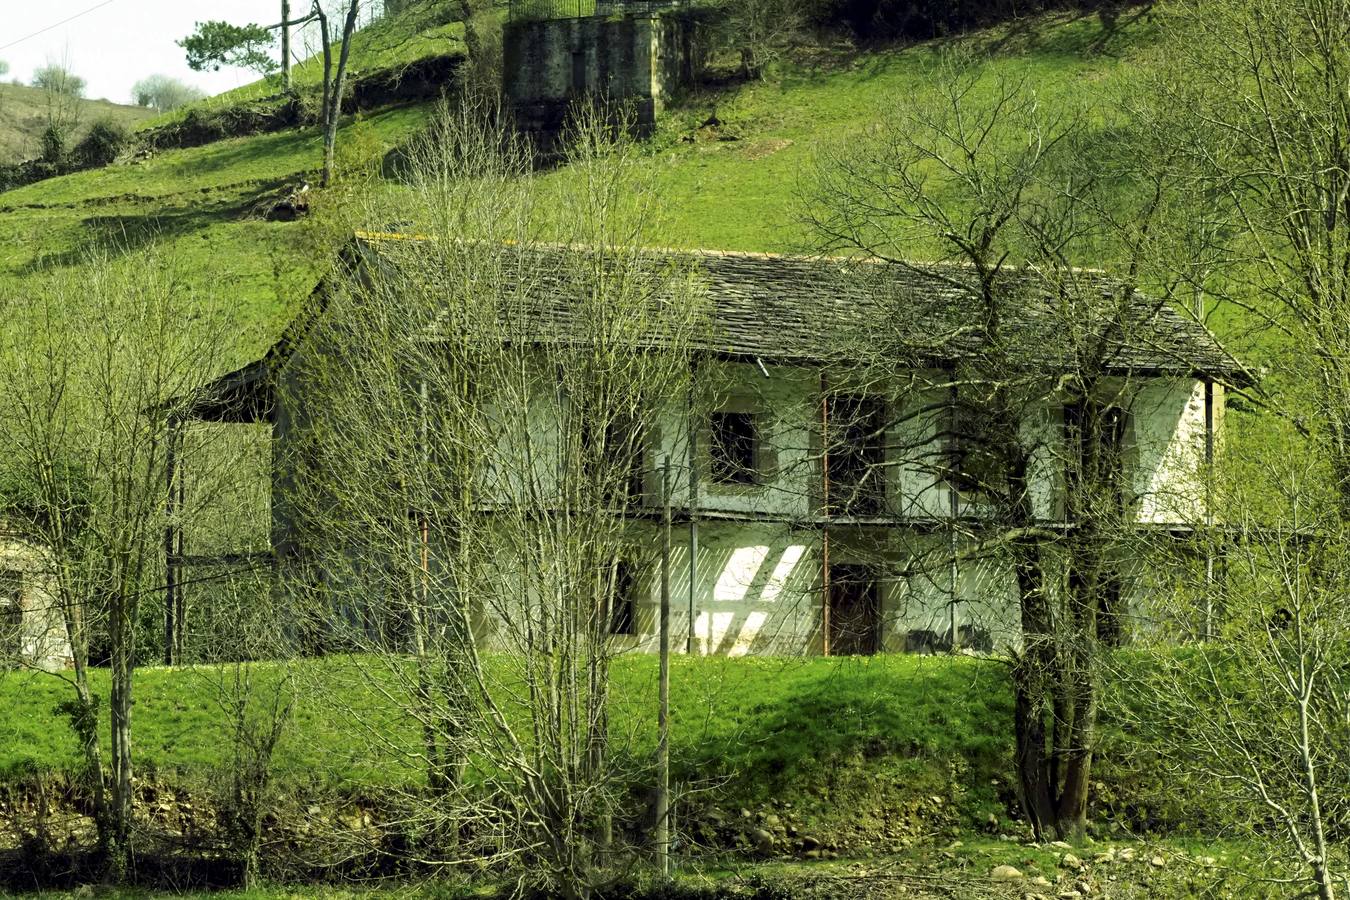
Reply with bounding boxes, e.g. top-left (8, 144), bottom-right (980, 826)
top-left (18, 179), bottom-right (301, 275)
top-left (649, 656), bottom-right (1015, 806)
top-left (976, 4), bottom-right (1159, 59)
